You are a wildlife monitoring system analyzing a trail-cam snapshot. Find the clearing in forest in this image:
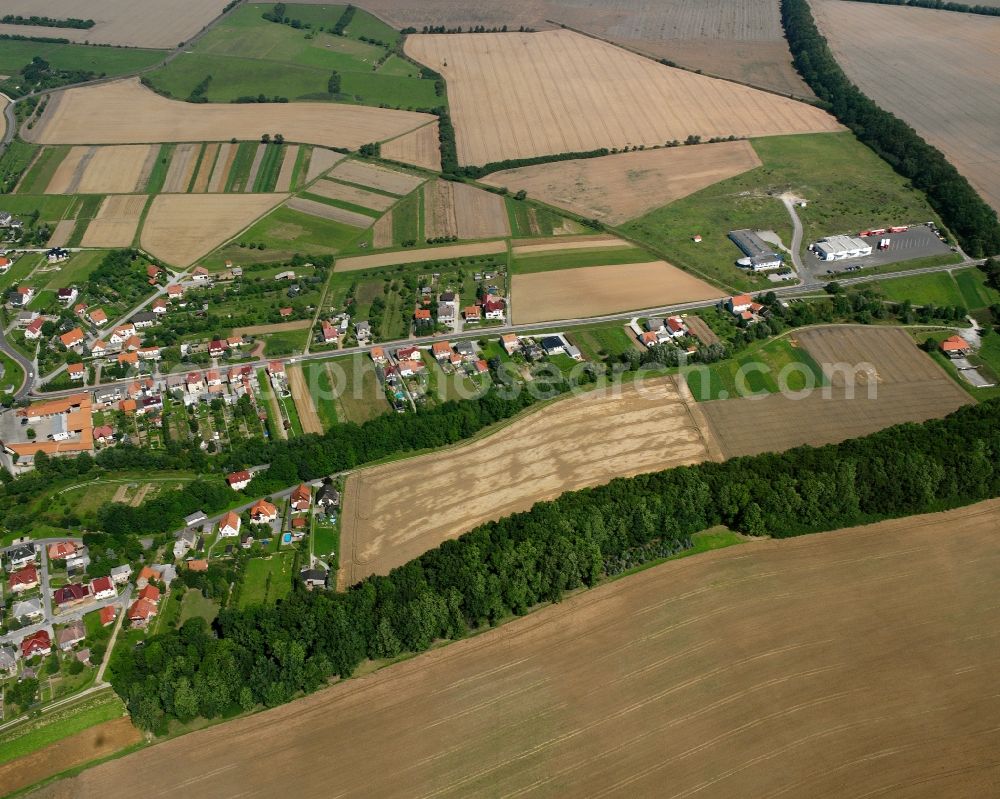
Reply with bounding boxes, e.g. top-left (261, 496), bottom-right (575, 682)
top-left (404, 30), bottom-right (840, 166)
top-left (484, 140), bottom-right (762, 224)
